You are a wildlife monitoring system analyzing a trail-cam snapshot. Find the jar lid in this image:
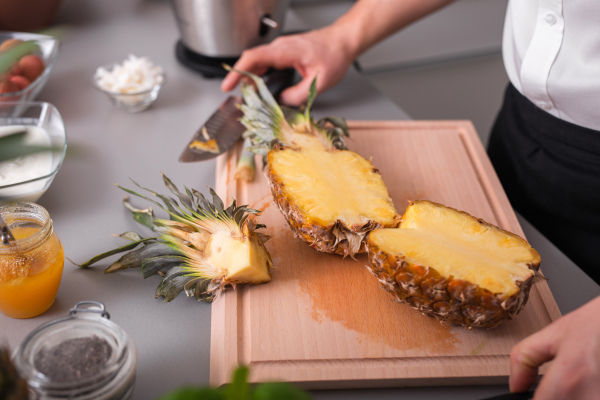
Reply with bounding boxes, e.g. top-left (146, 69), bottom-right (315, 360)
top-left (13, 301), bottom-right (137, 399)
